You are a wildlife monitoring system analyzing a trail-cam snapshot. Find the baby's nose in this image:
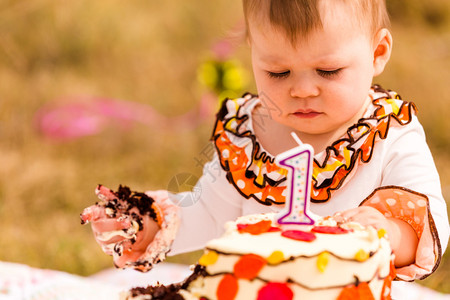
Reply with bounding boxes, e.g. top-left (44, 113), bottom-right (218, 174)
top-left (289, 76), bottom-right (320, 99)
